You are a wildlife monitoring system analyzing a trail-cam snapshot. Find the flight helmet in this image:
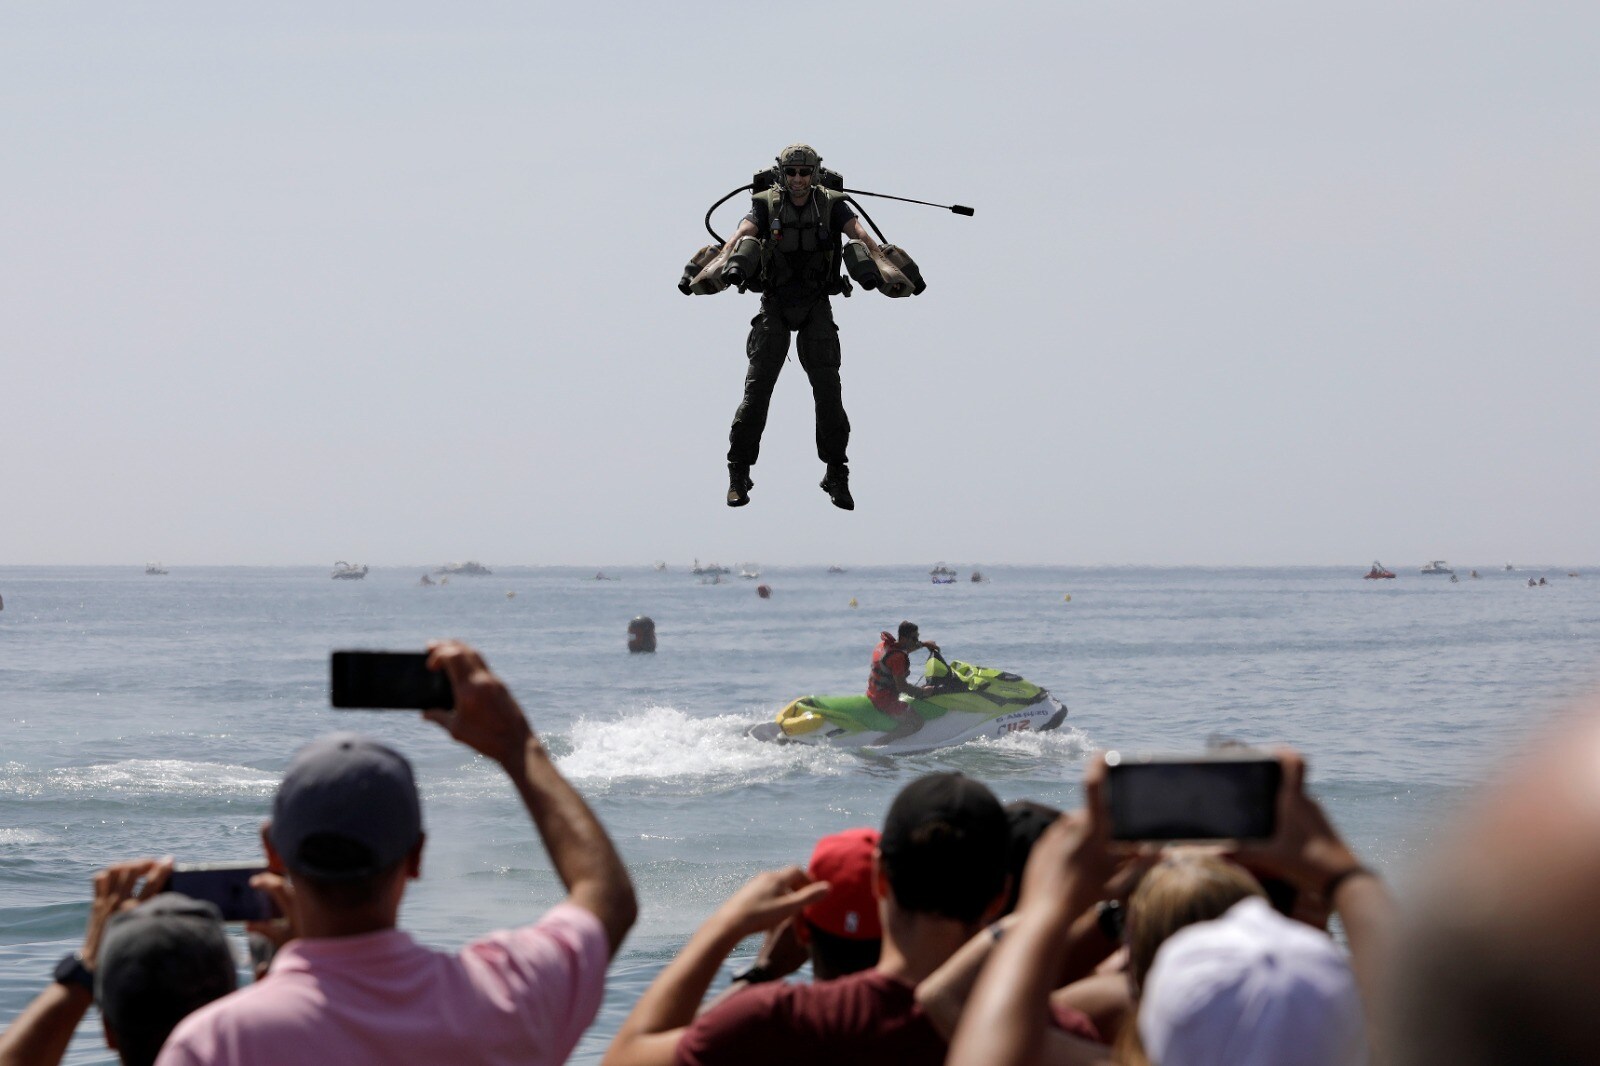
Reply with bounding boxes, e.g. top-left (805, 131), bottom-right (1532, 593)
top-left (776, 144), bottom-right (822, 191)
